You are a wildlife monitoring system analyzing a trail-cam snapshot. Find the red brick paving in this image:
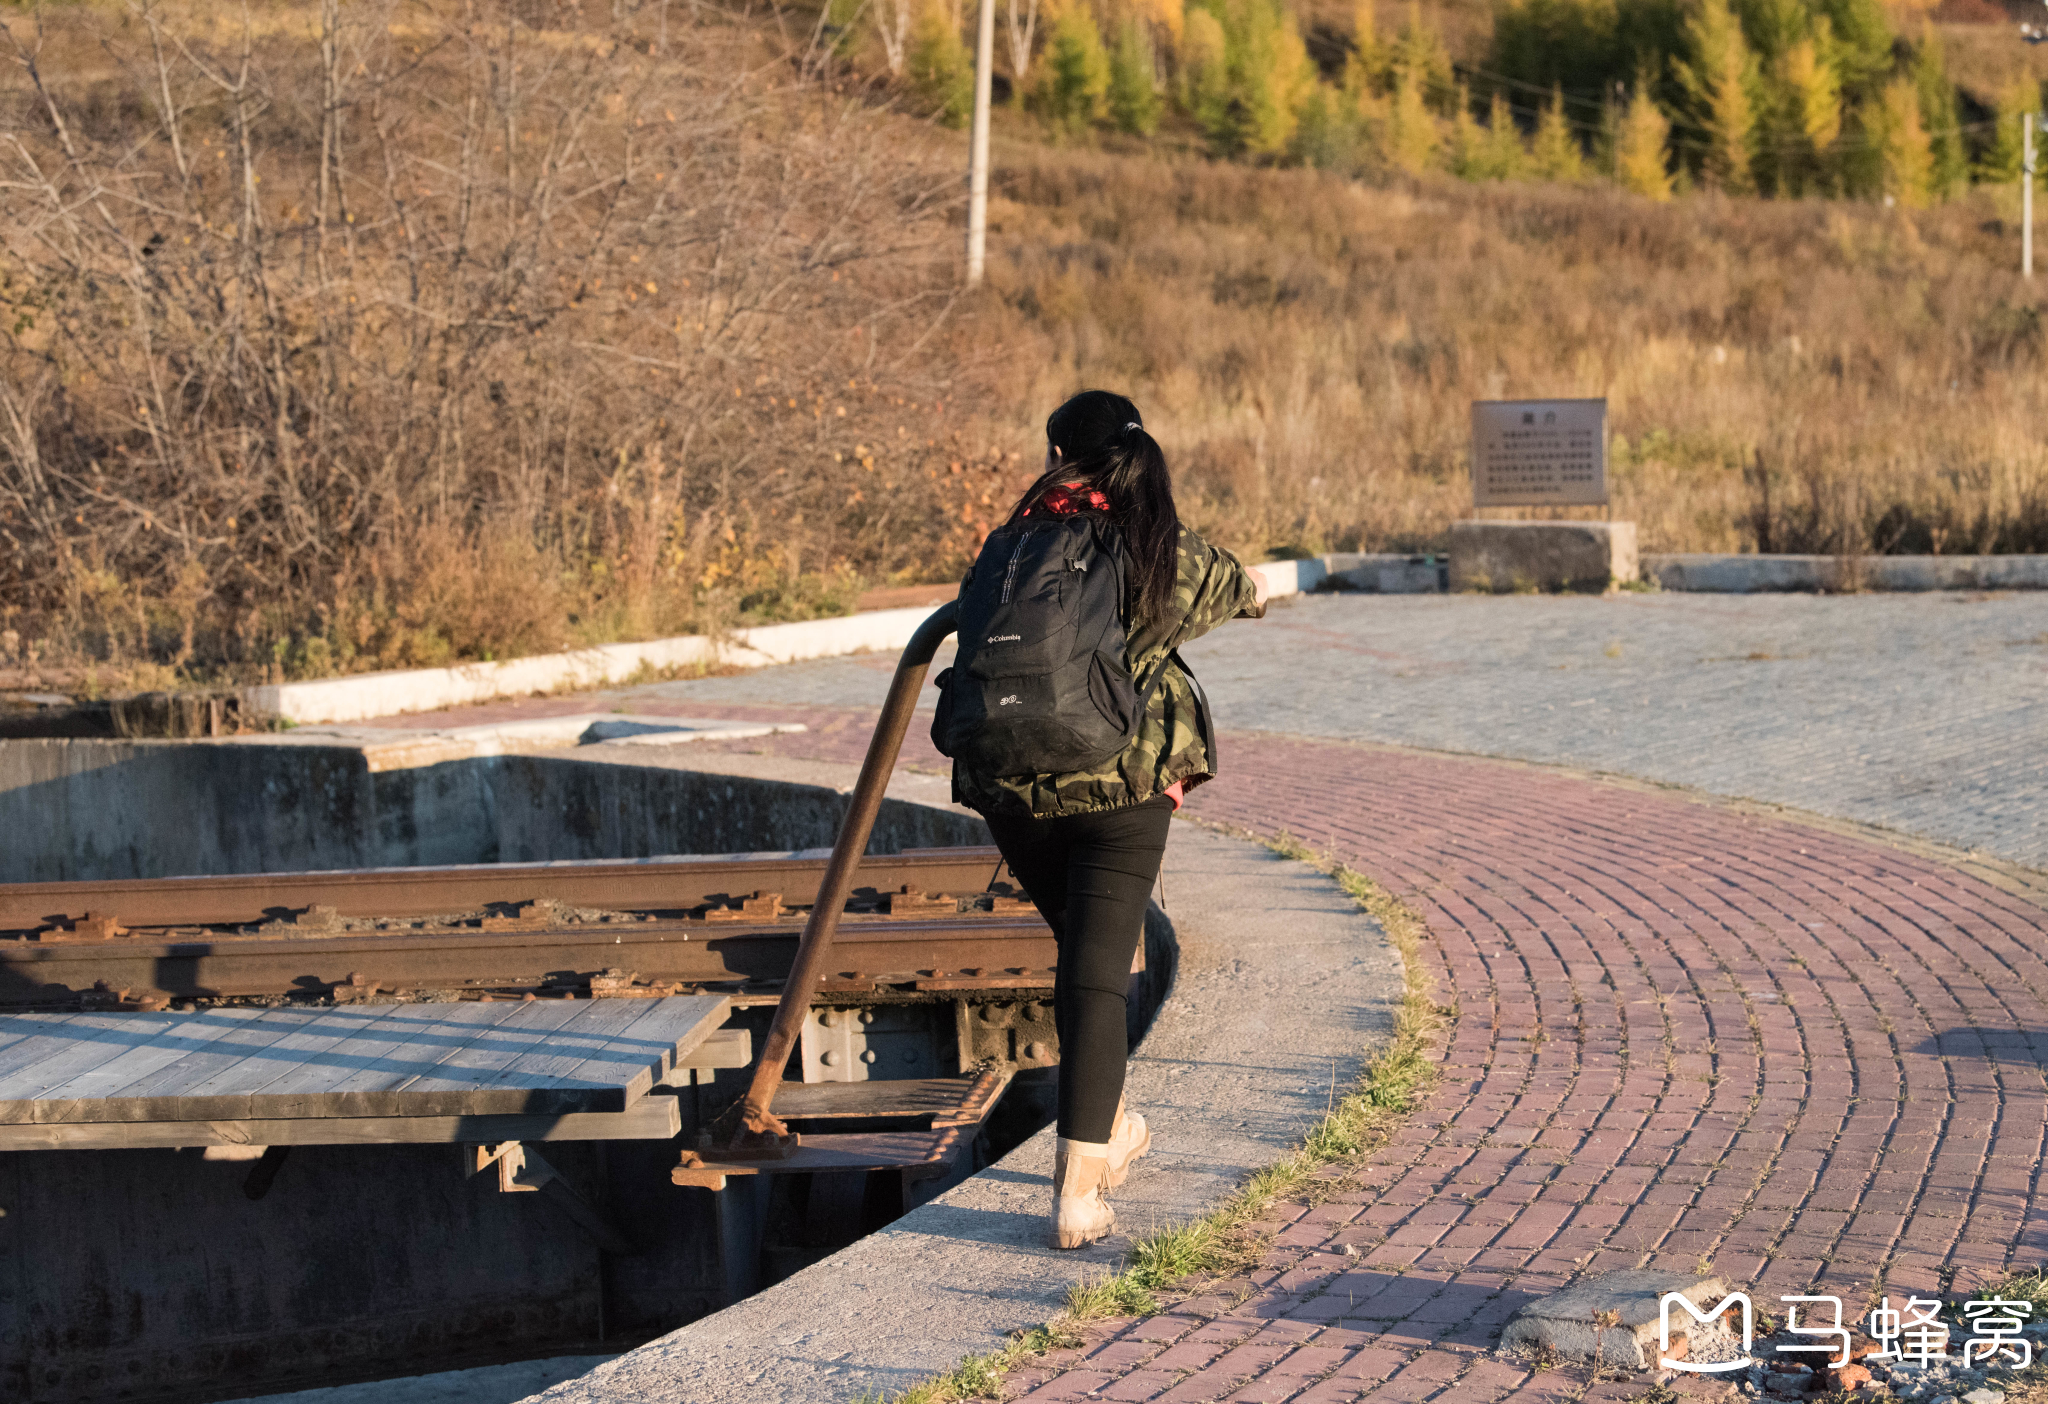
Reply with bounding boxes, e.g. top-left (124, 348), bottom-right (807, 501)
top-left (998, 733), bottom-right (2047, 1403)
top-left (355, 699), bottom-right (2048, 1400)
